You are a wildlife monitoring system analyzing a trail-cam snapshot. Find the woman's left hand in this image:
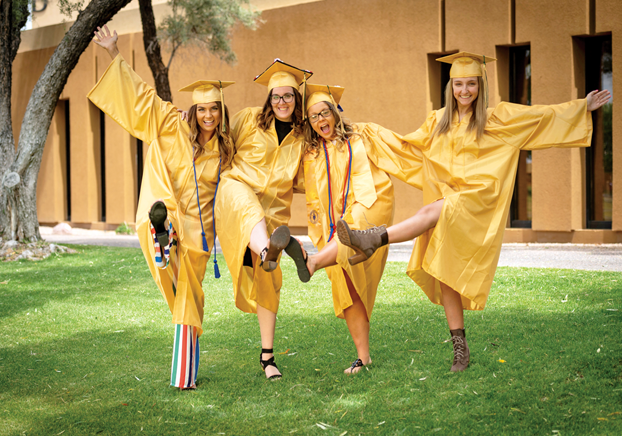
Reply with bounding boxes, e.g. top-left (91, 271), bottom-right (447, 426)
top-left (586, 89), bottom-right (612, 112)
